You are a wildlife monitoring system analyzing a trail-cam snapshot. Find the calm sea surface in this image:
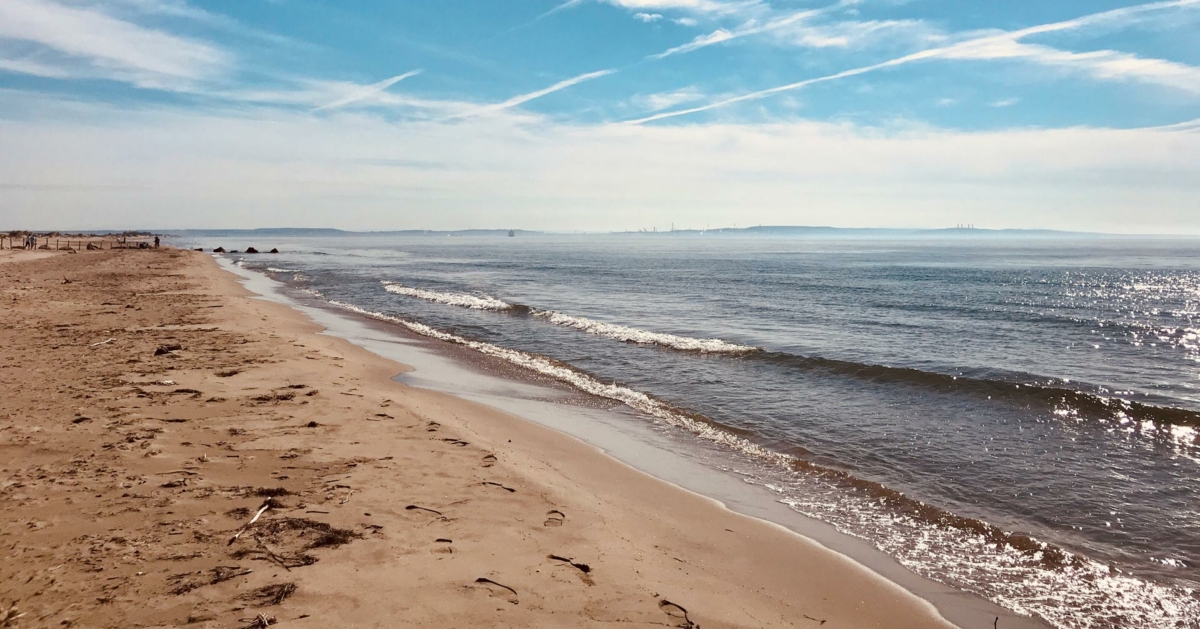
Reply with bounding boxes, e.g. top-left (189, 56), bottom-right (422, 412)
top-left (188, 234), bottom-right (1200, 628)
